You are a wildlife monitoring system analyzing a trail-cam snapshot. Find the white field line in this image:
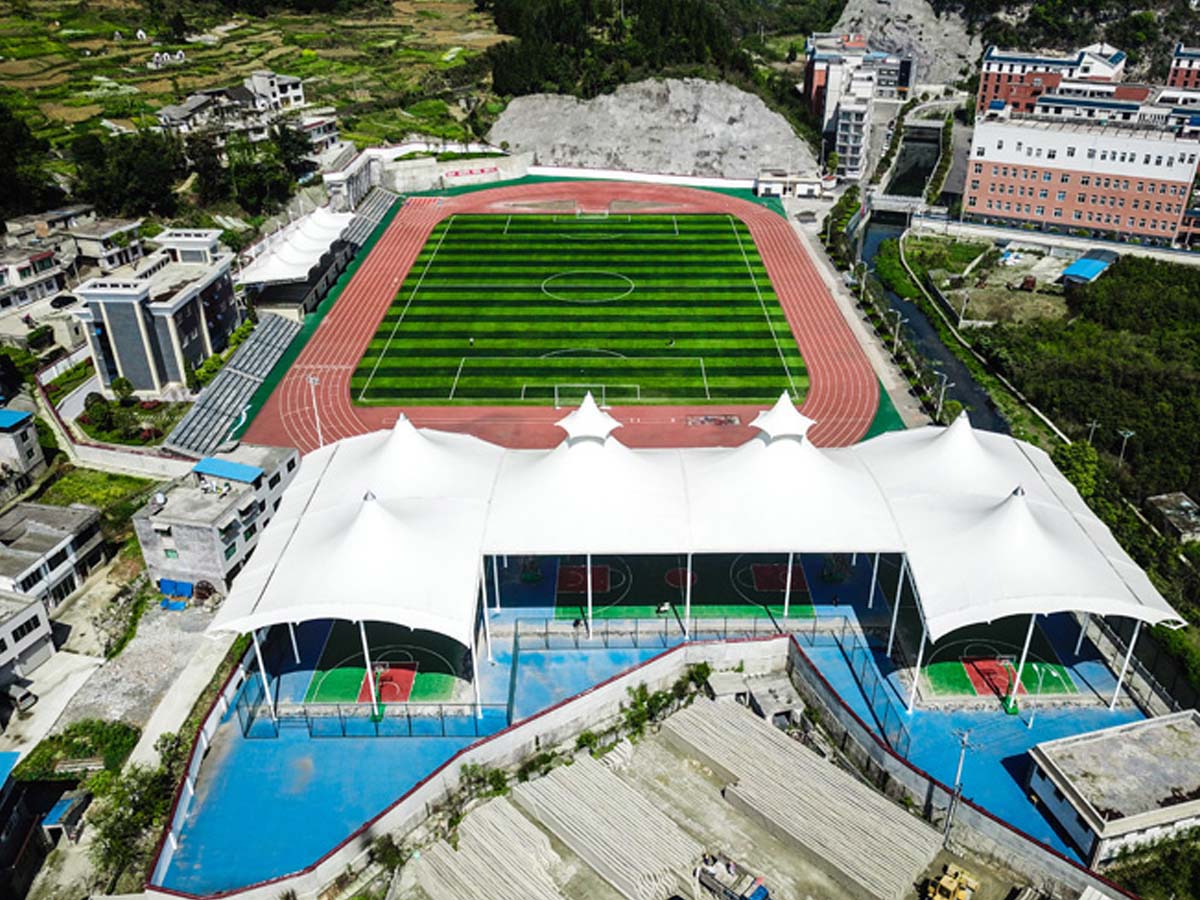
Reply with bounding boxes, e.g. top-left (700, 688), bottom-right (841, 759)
top-left (358, 216), bottom-right (455, 401)
top-left (727, 215), bottom-right (799, 399)
top-left (447, 357), bottom-right (467, 400)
